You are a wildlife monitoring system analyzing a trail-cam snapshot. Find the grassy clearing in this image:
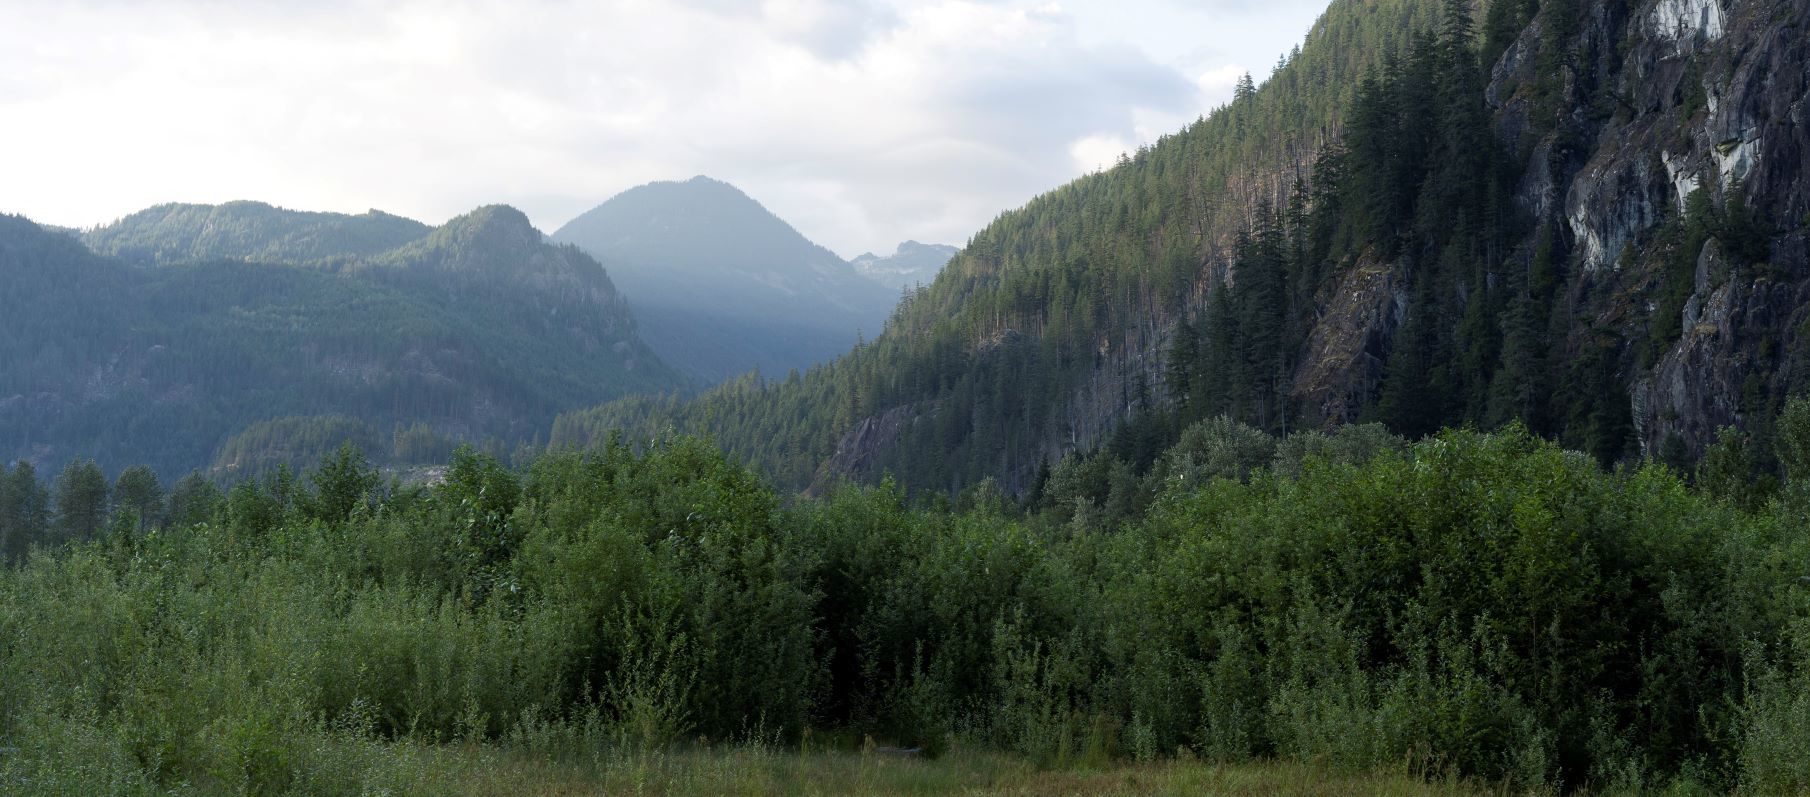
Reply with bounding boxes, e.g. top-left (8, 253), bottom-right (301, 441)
top-left (390, 745), bottom-right (1488, 797)
top-left (0, 714), bottom-right (1482, 797)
